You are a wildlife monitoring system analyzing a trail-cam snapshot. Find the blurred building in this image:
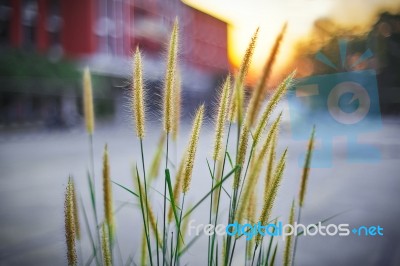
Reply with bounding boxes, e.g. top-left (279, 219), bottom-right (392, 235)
top-left (0, 0), bottom-right (229, 127)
